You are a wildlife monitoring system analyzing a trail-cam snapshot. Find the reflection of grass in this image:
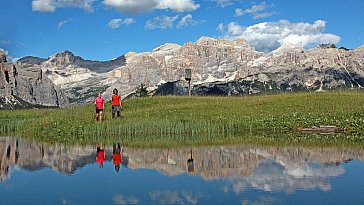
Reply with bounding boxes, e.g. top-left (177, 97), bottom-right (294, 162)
top-left (1, 91), bottom-right (364, 147)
